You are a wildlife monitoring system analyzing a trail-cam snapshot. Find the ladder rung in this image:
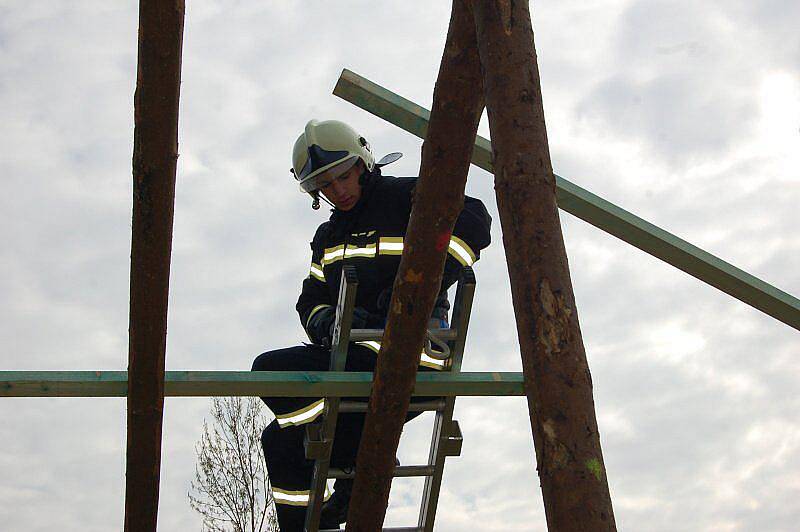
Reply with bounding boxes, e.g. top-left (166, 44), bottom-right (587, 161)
top-left (339, 399), bottom-right (446, 413)
top-left (349, 327), bottom-right (457, 342)
top-left (328, 464), bottom-right (435, 479)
